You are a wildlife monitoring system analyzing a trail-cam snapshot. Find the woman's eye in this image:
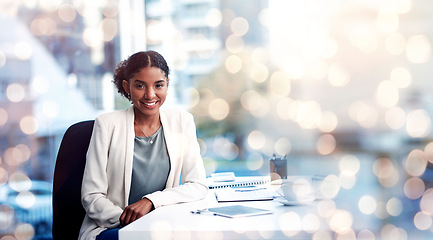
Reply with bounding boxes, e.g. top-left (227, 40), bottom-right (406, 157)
top-left (156, 84), bottom-right (163, 88)
top-left (137, 84), bottom-right (144, 89)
